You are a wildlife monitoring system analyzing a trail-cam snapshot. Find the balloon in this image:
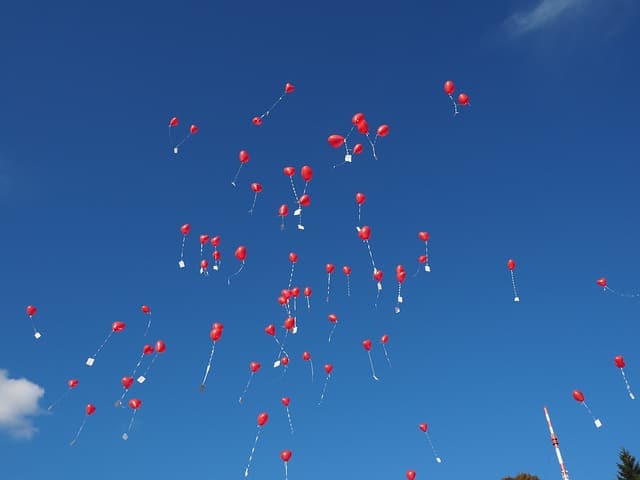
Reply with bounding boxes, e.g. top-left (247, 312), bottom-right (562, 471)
top-left (86, 404), bottom-right (96, 416)
top-left (280, 356), bottom-right (290, 366)
top-left (285, 83), bottom-right (295, 93)
top-left (458, 93), bottom-right (469, 106)
top-left (298, 194), bottom-right (310, 206)
top-left (210, 328), bottom-right (222, 341)
top-left (235, 246), bottom-right (247, 261)
top-left (212, 250), bottom-right (221, 261)
top-left (252, 116), bottom-right (262, 126)
top-left (381, 334), bottom-right (389, 344)
top-left (507, 259), bottom-right (516, 271)
top-left (615, 355), bottom-right (626, 368)
top-left (376, 124), bottom-right (389, 137)
top-left (283, 166), bottom-right (295, 177)
top-left (143, 344), bottom-right (154, 355)
top-left (141, 305), bottom-right (151, 314)
top-left (301, 165), bottom-right (313, 182)
top-left (406, 470), bottom-right (416, 480)
top-left (201, 259), bottom-right (209, 269)
top-left (212, 323), bottom-right (224, 331)
top-left (257, 412), bottom-right (269, 426)
top-left (281, 397), bottom-right (290, 407)
top-left (180, 224), bottom-right (190, 235)
top-left (572, 390), bottom-right (585, 402)
top-left (304, 287), bottom-right (312, 296)
top-left (352, 113), bottom-right (365, 125)
top-left (155, 340), bottom-right (166, 353)
top-left (343, 266), bottom-right (352, 275)
top-left (26, 305), bottom-right (37, 316)
top-left (284, 317), bottom-right (295, 330)
top-left (289, 252), bottom-right (298, 263)
top-left (68, 379), bottom-right (79, 388)
top-left (277, 296), bottom-right (288, 306)
top-left (353, 143), bottom-right (363, 154)
top-left (265, 324), bottom-right (276, 336)
top-left (128, 398), bottom-right (142, 410)
top-left (279, 204), bottom-right (289, 216)
top-left (358, 225), bottom-right (371, 241)
top-left (251, 182), bottom-right (262, 193)
top-left (211, 236), bottom-right (220, 247)
top-left (357, 119), bottom-right (369, 134)
top-left (355, 193), bottom-right (366, 205)
top-left (250, 361), bottom-right (261, 373)
top-left (303, 351), bottom-right (311, 361)
top-left (291, 287), bottom-right (300, 297)
top-left (190, 124), bottom-right (199, 135)
top-left (596, 277), bottom-right (607, 287)
top-left (418, 231), bottom-right (429, 242)
top-left (362, 339), bottom-right (372, 351)
top-left (397, 271), bottom-right (406, 283)
top-left (112, 321), bottom-right (126, 332)
top-left (328, 134), bottom-right (345, 148)
top-left (169, 117), bottom-right (179, 127)
top-left (239, 150), bottom-right (250, 163)
top-left (373, 270), bottom-right (383, 281)
top-left (280, 450), bottom-right (292, 462)
top-left (328, 313), bottom-right (338, 323)
top-left (200, 234), bottom-right (210, 245)
top-left (121, 376), bottom-right (134, 389)
top-left (326, 263), bottom-right (335, 273)
top-left (396, 264), bottom-right (405, 273)
top-left (419, 423), bottom-right (427, 432)
top-left (324, 364), bottom-right (333, 374)
top-left (444, 80), bottom-right (455, 95)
